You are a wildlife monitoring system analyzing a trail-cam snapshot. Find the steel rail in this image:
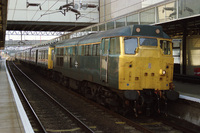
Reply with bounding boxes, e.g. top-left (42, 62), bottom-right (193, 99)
top-left (11, 61), bottom-right (95, 133)
top-left (7, 61), bottom-right (47, 133)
